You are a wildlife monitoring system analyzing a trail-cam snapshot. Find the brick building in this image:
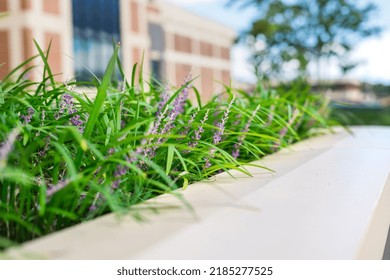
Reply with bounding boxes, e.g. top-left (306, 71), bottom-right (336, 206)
top-left (0, 0), bottom-right (235, 99)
